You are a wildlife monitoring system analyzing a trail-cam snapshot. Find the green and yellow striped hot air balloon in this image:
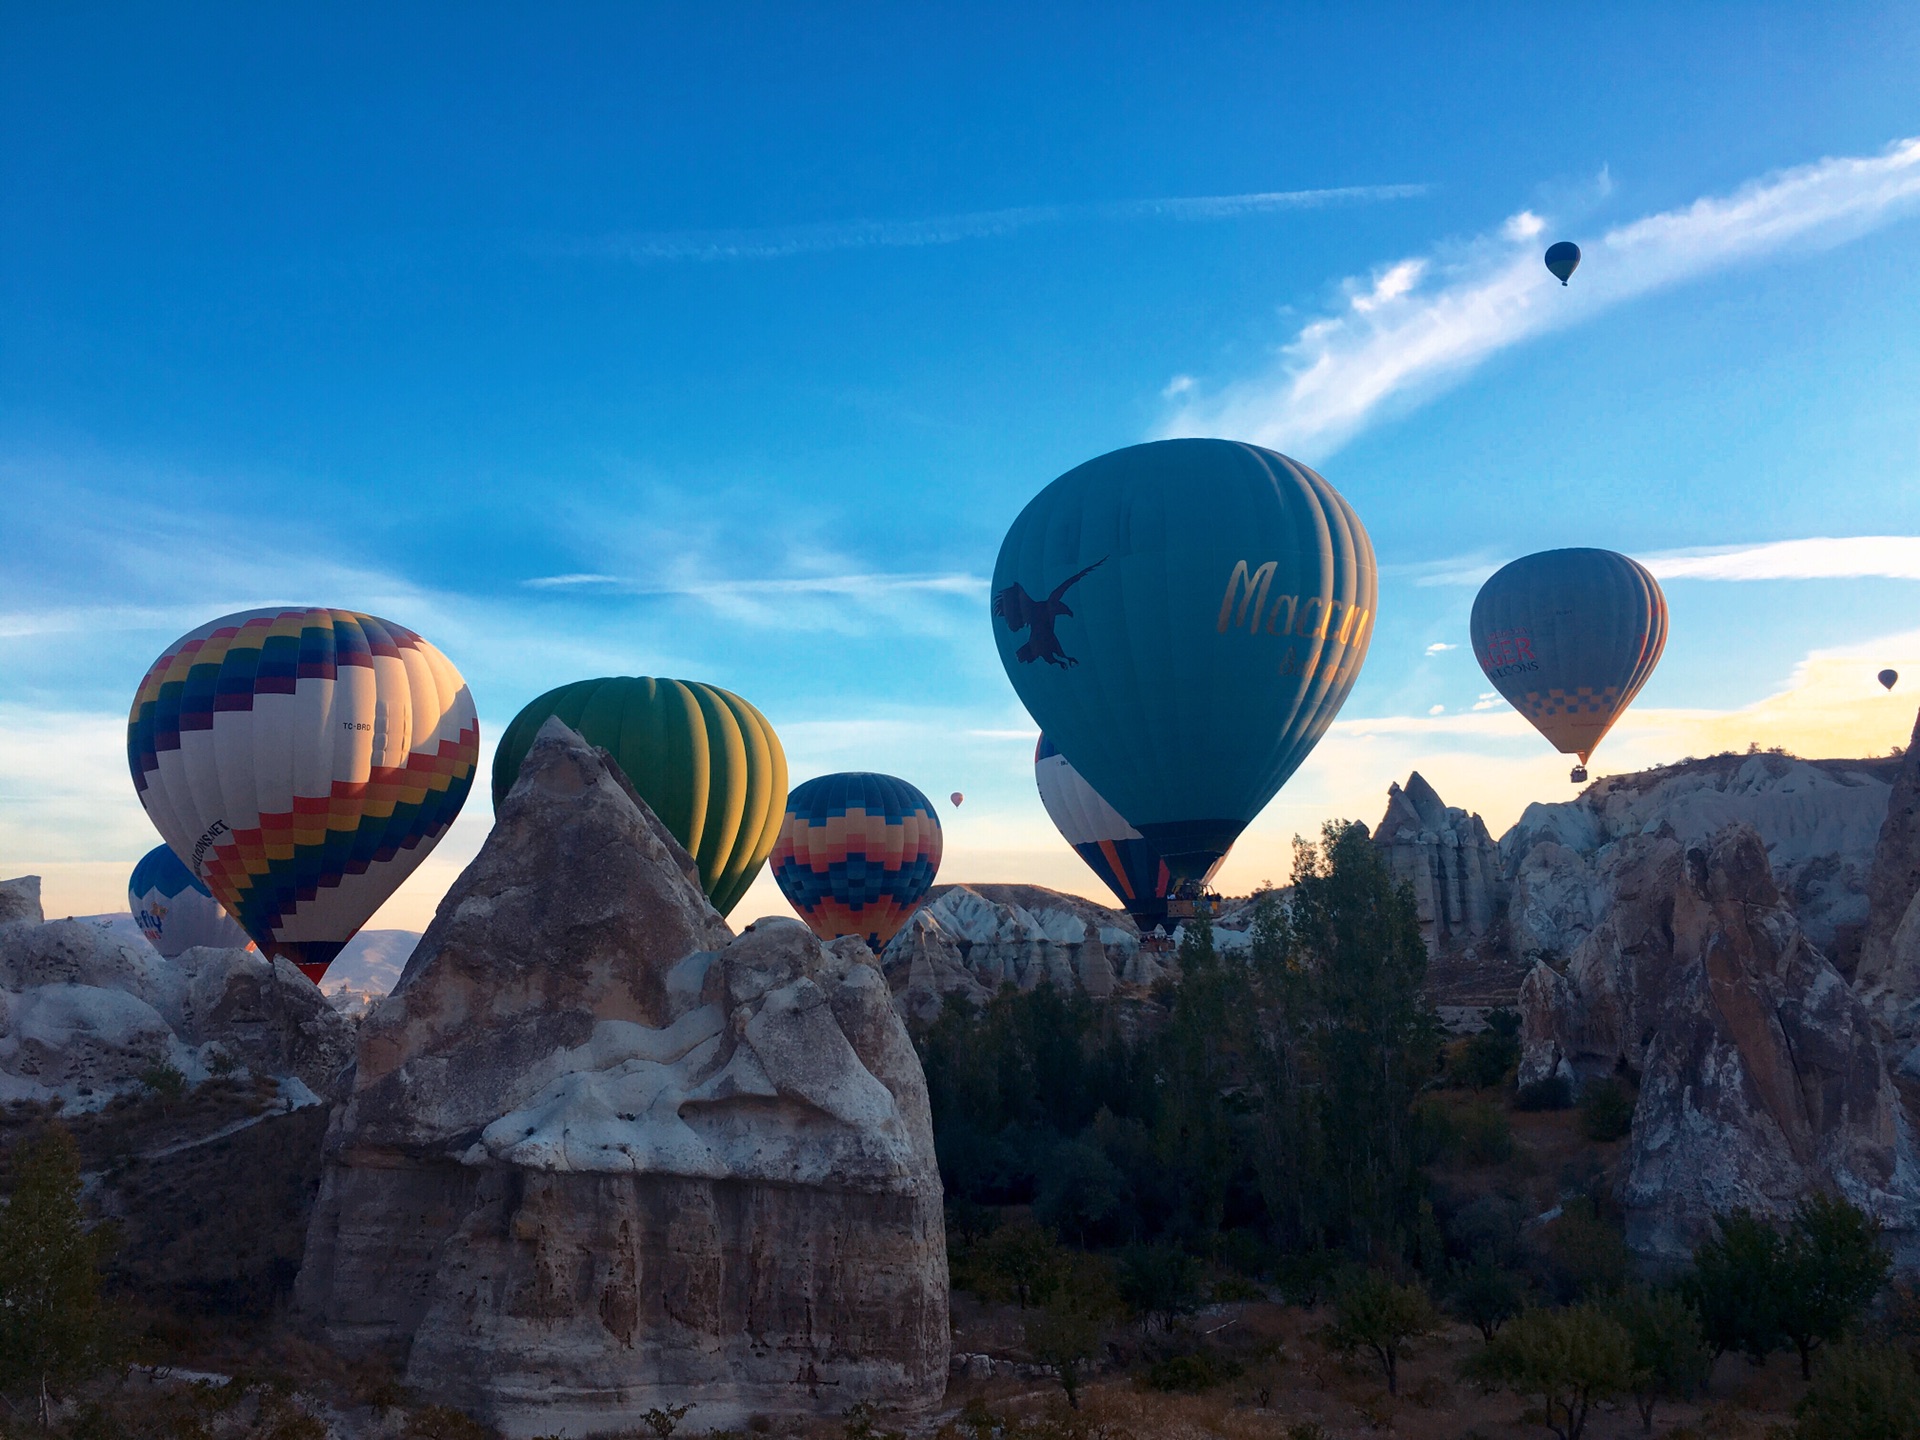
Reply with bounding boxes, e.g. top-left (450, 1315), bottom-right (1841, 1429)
top-left (492, 677), bottom-right (787, 916)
